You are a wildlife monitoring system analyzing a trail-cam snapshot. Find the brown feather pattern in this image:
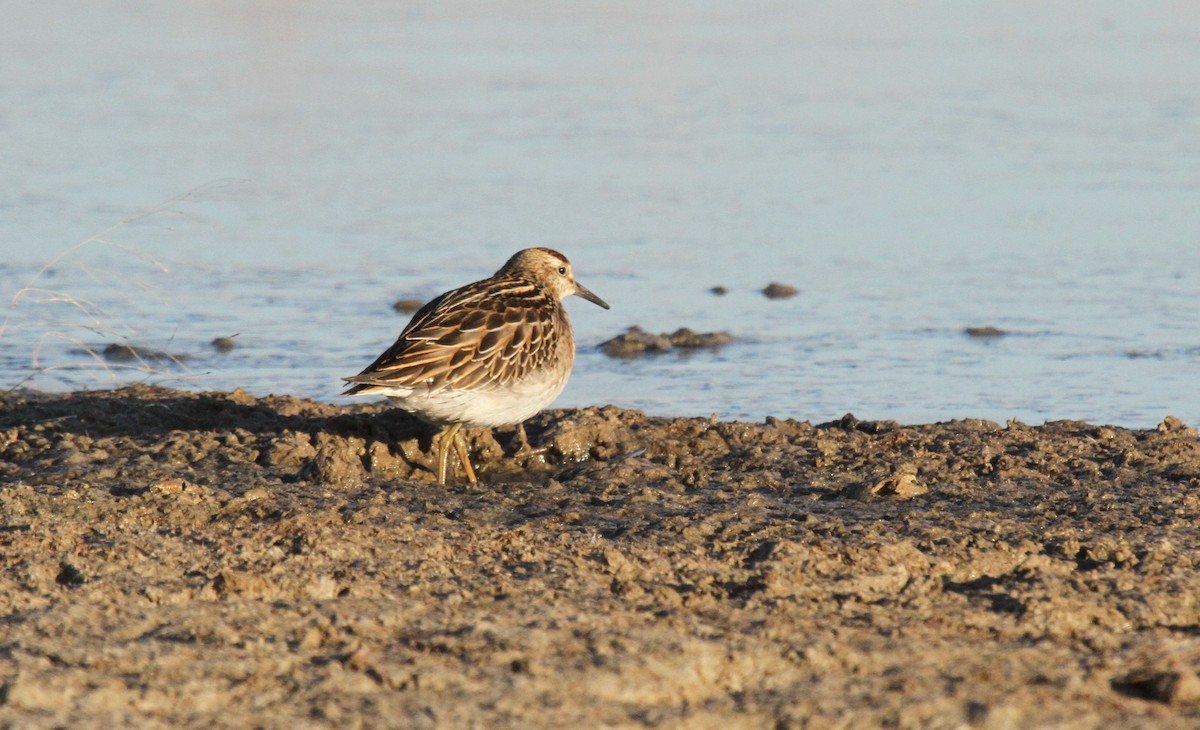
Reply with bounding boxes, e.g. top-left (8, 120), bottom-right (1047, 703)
top-left (343, 276), bottom-right (568, 394)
